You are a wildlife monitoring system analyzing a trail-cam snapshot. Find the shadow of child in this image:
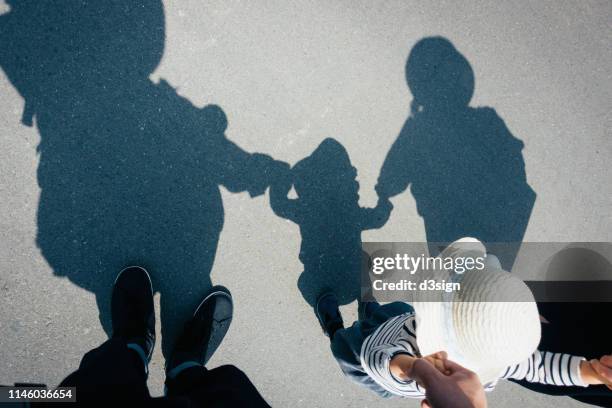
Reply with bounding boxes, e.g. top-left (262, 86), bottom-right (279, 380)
top-left (270, 138), bottom-right (392, 306)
